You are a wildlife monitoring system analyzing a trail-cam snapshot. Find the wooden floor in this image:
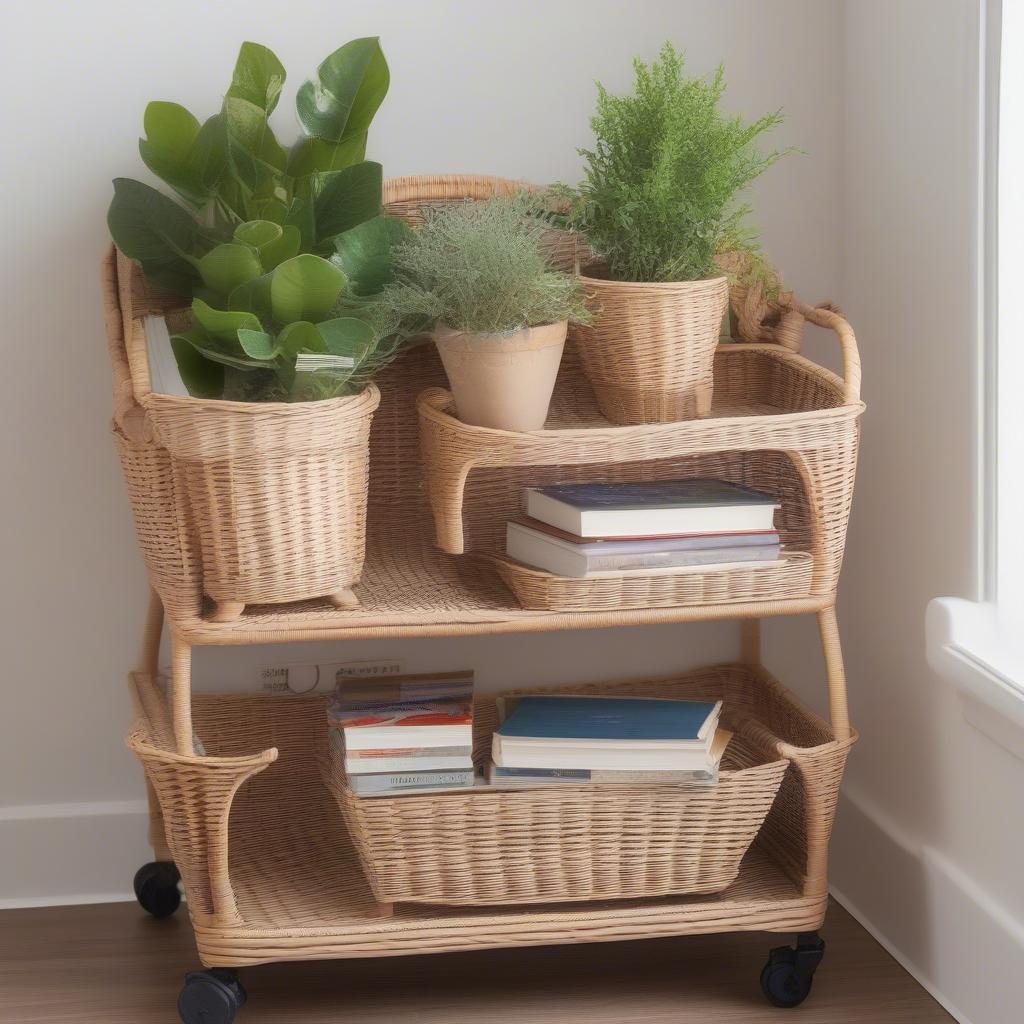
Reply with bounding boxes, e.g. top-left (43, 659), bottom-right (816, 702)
top-left (0, 898), bottom-right (952, 1023)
